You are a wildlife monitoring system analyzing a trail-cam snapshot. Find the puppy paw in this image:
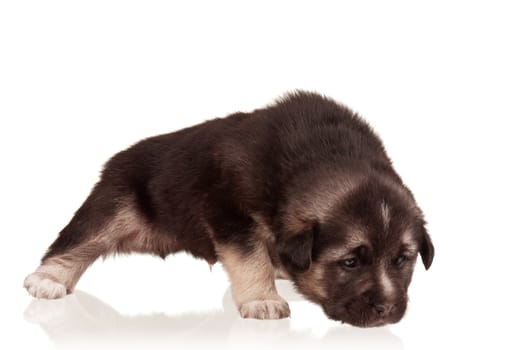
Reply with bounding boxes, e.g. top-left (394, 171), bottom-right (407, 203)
top-left (24, 273), bottom-right (67, 299)
top-left (239, 299), bottom-right (290, 320)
